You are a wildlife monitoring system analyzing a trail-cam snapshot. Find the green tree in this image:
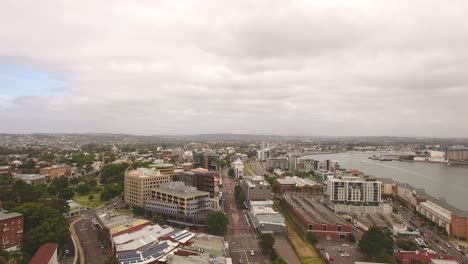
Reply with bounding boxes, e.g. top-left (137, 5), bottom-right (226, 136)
top-left (100, 163), bottom-right (129, 184)
top-left (259, 234), bottom-right (276, 259)
top-left (76, 183), bottom-right (91, 195)
top-left (206, 211), bottom-right (228, 235)
top-left (58, 188), bottom-right (75, 200)
top-left (132, 206), bottom-right (145, 216)
top-left (376, 252), bottom-right (396, 264)
top-left (23, 217), bottom-right (70, 255)
top-left (228, 168), bottom-right (235, 178)
top-left (88, 195), bottom-right (94, 202)
top-left (348, 233), bottom-right (356, 243)
top-left (152, 213), bottom-right (165, 225)
top-left (87, 178), bottom-right (98, 188)
top-left (234, 185), bottom-right (246, 205)
top-left (40, 198), bottom-right (70, 214)
top-left (396, 240), bottom-right (418, 251)
top-left (306, 232), bottom-right (318, 245)
top-left (12, 203), bottom-right (62, 231)
top-left (359, 226), bottom-right (393, 261)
